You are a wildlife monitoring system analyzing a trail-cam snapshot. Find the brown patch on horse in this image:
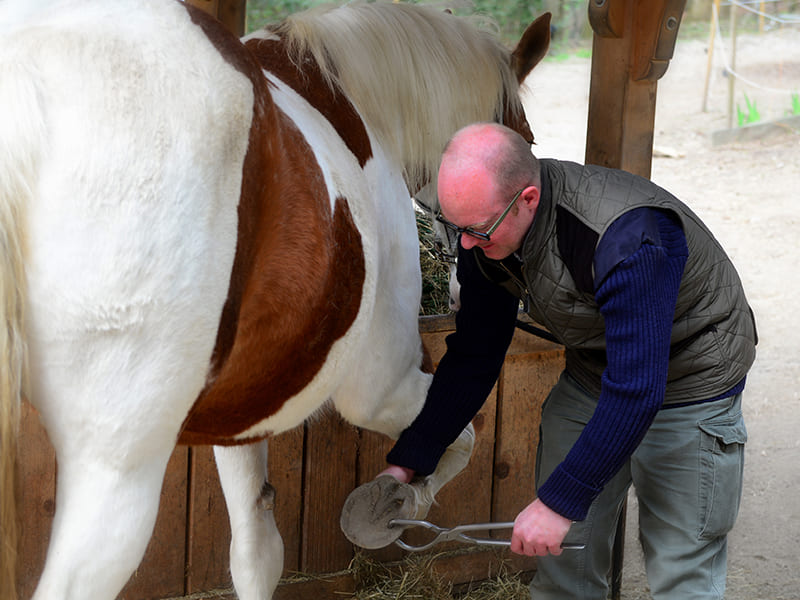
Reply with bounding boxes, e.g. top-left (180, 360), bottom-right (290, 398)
top-left (181, 111), bottom-right (366, 445)
top-left (245, 35), bottom-right (373, 169)
top-left (179, 7), bottom-right (366, 445)
top-left (183, 0), bottom-right (273, 375)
